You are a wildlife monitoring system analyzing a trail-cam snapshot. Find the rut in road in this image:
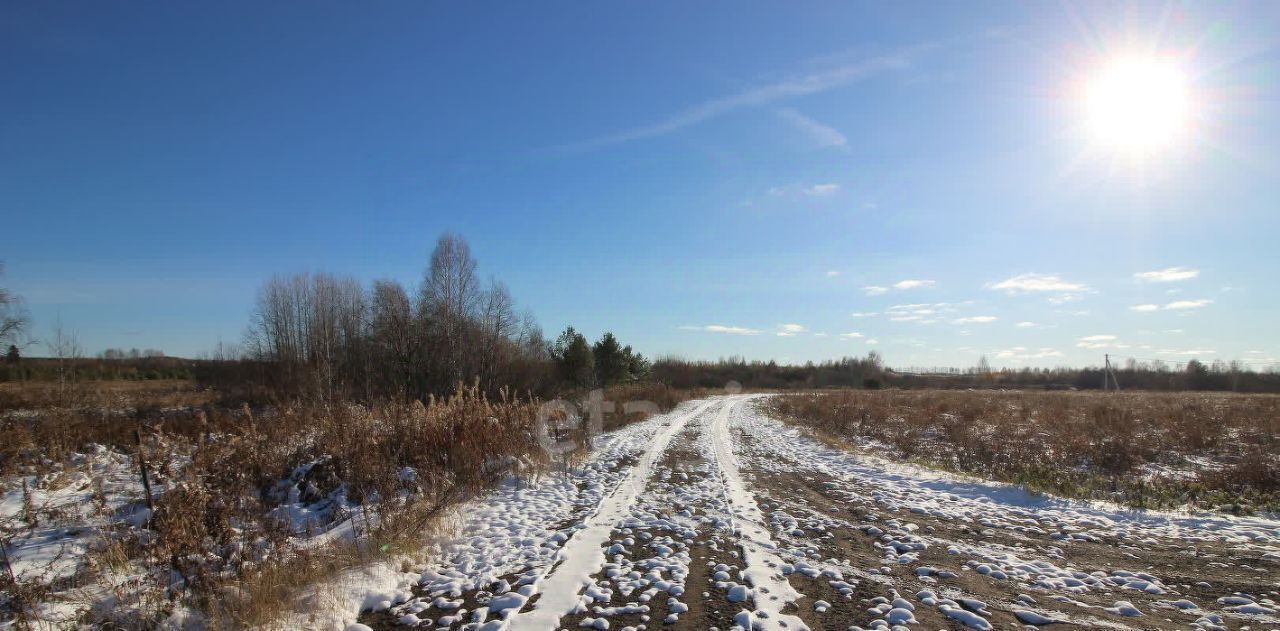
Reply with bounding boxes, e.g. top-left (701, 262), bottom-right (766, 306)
top-left (502, 398), bottom-right (719, 629)
top-left (708, 396), bottom-right (809, 631)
